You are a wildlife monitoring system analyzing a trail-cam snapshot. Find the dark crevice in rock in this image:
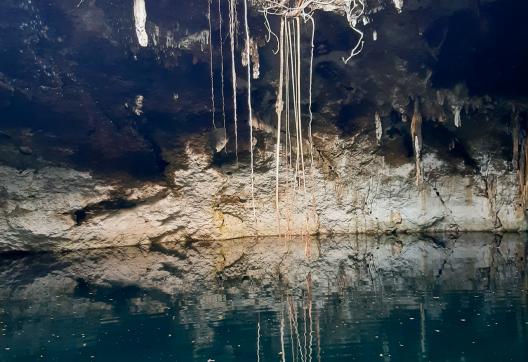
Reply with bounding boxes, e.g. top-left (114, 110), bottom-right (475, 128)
top-left (72, 198), bottom-right (138, 226)
top-left (422, 121), bottom-right (479, 172)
